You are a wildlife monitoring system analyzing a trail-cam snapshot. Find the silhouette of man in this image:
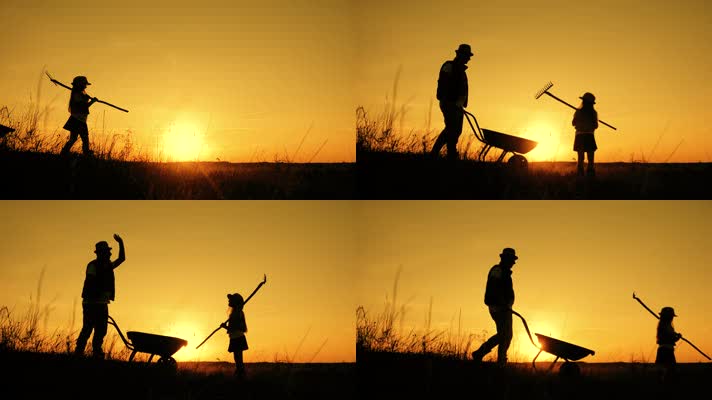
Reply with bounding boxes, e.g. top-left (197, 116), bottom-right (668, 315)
top-left (471, 247), bottom-right (518, 366)
top-left (431, 43), bottom-right (473, 160)
top-left (75, 234), bottom-right (125, 359)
